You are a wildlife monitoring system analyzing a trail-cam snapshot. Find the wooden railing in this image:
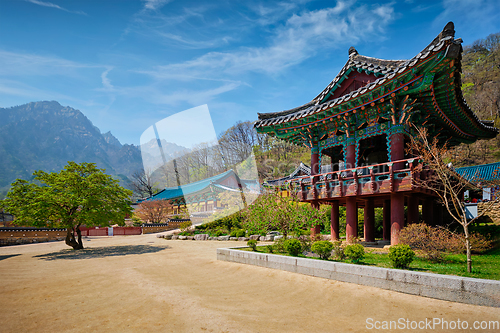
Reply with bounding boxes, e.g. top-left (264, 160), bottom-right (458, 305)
top-left (286, 158), bottom-right (423, 200)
